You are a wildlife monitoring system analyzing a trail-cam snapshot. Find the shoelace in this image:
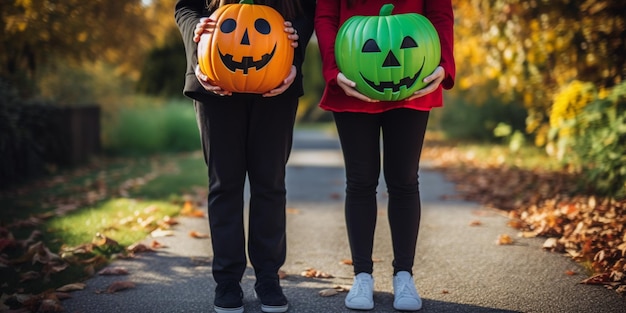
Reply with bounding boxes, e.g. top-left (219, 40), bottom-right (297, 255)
top-left (352, 276), bottom-right (372, 298)
top-left (395, 276), bottom-right (417, 298)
